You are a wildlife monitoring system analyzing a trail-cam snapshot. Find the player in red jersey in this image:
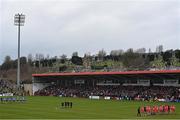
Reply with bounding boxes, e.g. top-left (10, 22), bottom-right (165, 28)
top-left (164, 105), bottom-right (169, 113)
top-left (151, 106), bottom-right (156, 115)
top-left (170, 105), bottom-right (176, 113)
top-left (154, 105), bottom-right (159, 114)
top-left (159, 105), bottom-right (164, 114)
top-left (140, 106), bottom-right (145, 116)
top-left (146, 106), bottom-right (151, 115)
